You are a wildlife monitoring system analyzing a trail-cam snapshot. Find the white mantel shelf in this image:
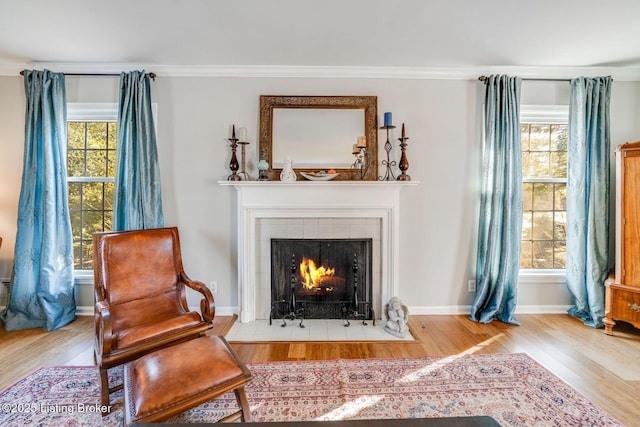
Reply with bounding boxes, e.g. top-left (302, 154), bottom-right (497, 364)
top-left (219, 179), bottom-right (419, 322)
top-left (218, 180), bottom-right (419, 188)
